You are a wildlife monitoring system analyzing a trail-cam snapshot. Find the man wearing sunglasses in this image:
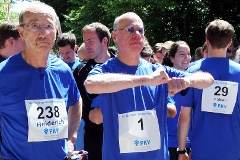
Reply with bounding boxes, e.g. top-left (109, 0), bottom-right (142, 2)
top-left (84, 12), bottom-right (214, 160)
